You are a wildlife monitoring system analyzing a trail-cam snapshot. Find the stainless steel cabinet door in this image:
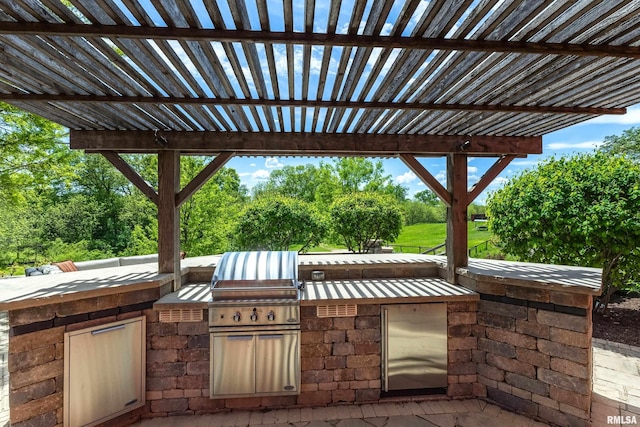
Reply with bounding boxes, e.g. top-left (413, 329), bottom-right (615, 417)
top-left (382, 303), bottom-right (447, 391)
top-left (211, 333), bottom-right (255, 396)
top-left (255, 331), bottom-right (299, 394)
top-left (64, 317), bottom-right (145, 427)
